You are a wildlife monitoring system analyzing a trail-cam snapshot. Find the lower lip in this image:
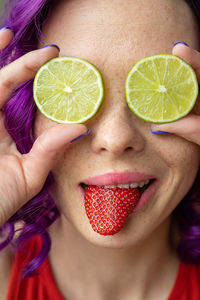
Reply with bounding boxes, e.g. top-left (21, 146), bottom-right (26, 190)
top-left (133, 179), bottom-right (158, 212)
top-left (78, 180), bottom-right (158, 212)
